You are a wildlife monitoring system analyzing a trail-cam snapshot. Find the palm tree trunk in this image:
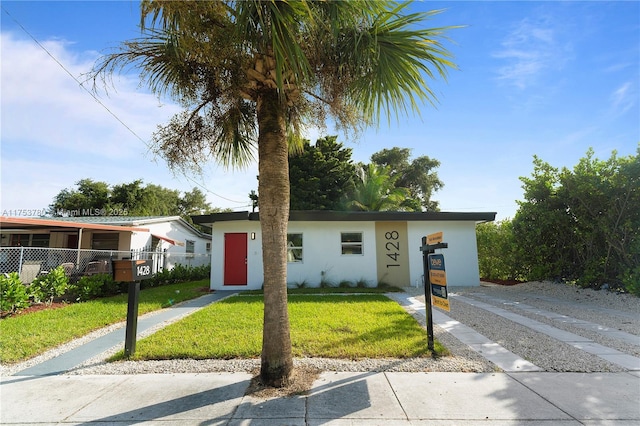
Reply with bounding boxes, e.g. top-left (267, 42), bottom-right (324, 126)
top-left (257, 88), bottom-right (293, 387)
